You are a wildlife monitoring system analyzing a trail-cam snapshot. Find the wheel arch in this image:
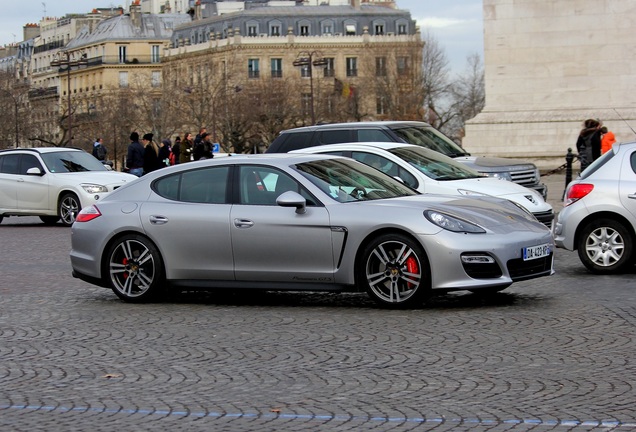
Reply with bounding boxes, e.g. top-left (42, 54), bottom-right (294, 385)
top-left (574, 211), bottom-right (636, 250)
top-left (100, 230), bottom-right (166, 281)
